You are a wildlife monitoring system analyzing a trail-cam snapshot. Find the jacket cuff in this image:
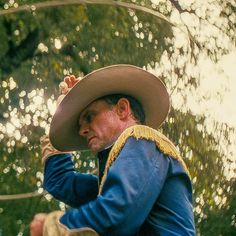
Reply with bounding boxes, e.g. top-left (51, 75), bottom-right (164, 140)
top-left (58, 219), bottom-right (99, 236)
top-left (40, 135), bottom-right (71, 165)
